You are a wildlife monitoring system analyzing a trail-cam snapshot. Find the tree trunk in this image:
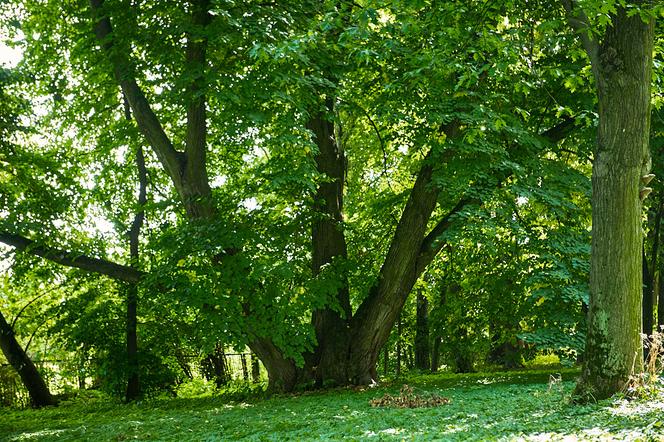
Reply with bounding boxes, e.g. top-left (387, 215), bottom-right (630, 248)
top-left (396, 315), bottom-right (402, 377)
top-left (124, 98), bottom-right (146, 402)
top-left (643, 248), bottom-right (654, 339)
top-left (241, 354), bottom-right (248, 381)
top-left (251, 353), bottom-right (260, 383)
top-left (383, 347), bottom-right (388, 376)
top-left (431, 336), bottom-right (441, 372)
top-left (414, 291), bottom-right (430, 370)
top-left (249, 338), bottom-right (298, 392)
top-left (570, 4), bottom-right (654, 401)
top-left (307, 103), bottom-right (352, 387)
top-left (0, 310), bottom-right (56, 407)
top-left (347, 150), bottom-right (442, 384)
